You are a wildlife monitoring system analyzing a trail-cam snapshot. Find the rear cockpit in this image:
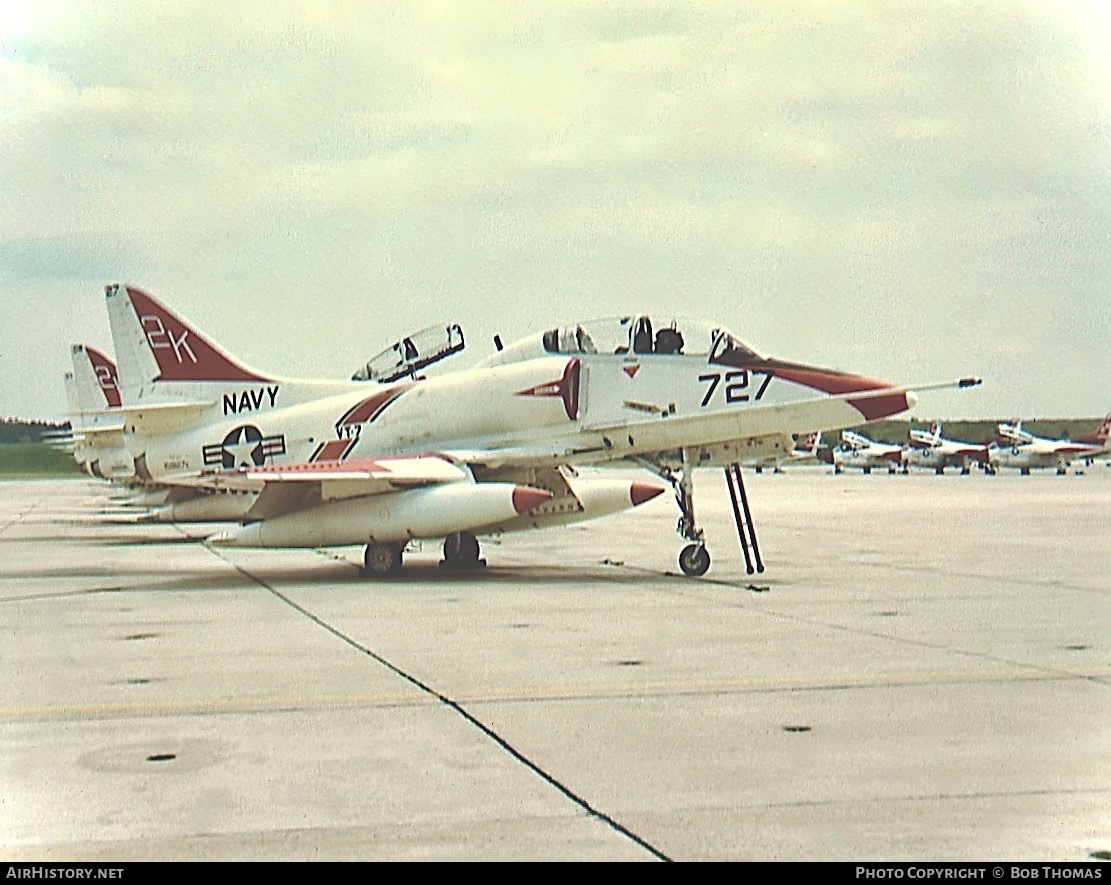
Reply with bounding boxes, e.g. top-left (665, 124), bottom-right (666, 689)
top-left (353, 323), bottom-right (465, 382)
